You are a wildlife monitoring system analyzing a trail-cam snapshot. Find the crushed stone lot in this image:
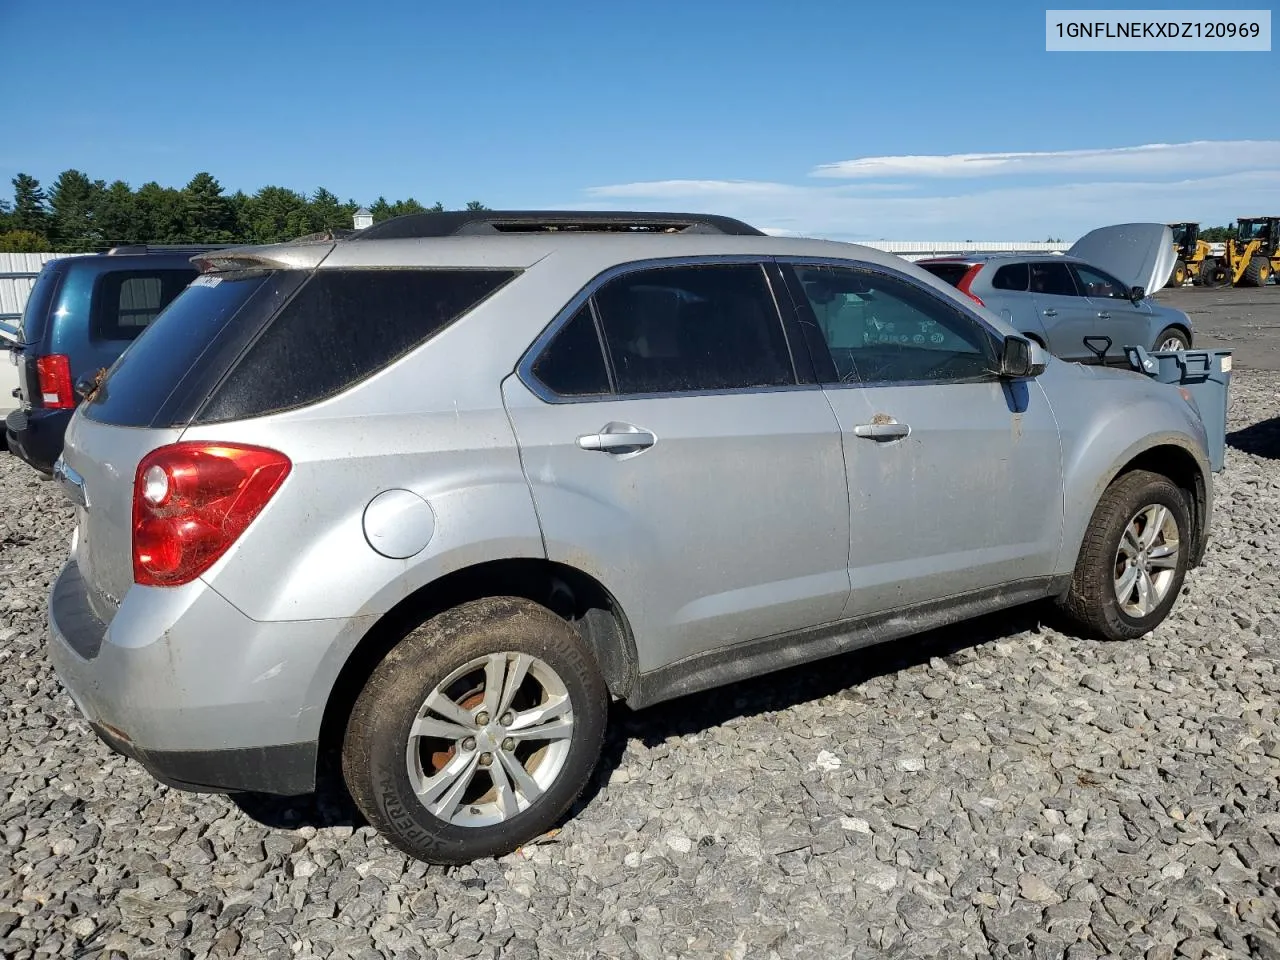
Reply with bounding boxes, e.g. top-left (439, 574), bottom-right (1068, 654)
top-left (0, 374), bottom-right (1278, 960)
